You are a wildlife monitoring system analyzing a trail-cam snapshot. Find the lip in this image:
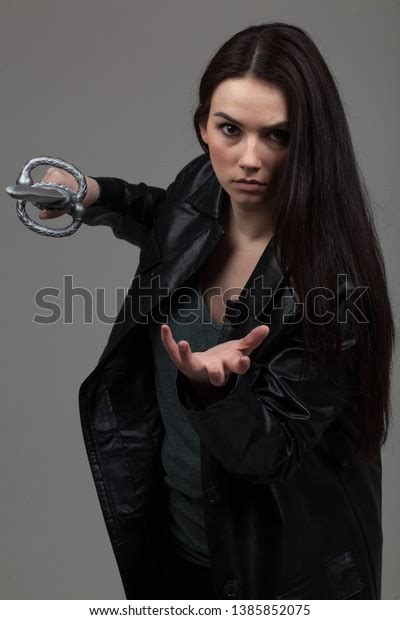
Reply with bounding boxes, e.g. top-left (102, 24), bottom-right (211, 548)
top-left (235, 178), bottom-right (266, 184)
top-left (233, 181), bottom-right (267, 192)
